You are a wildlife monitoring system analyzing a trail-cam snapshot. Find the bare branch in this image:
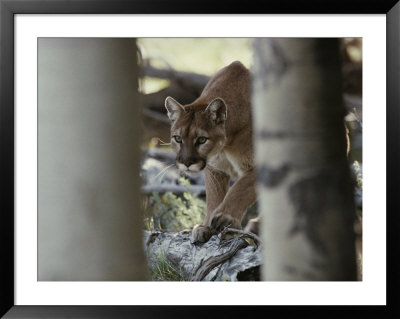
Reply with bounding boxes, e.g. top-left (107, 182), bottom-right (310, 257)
top-left (141, 184), bottom-right (206, 196)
